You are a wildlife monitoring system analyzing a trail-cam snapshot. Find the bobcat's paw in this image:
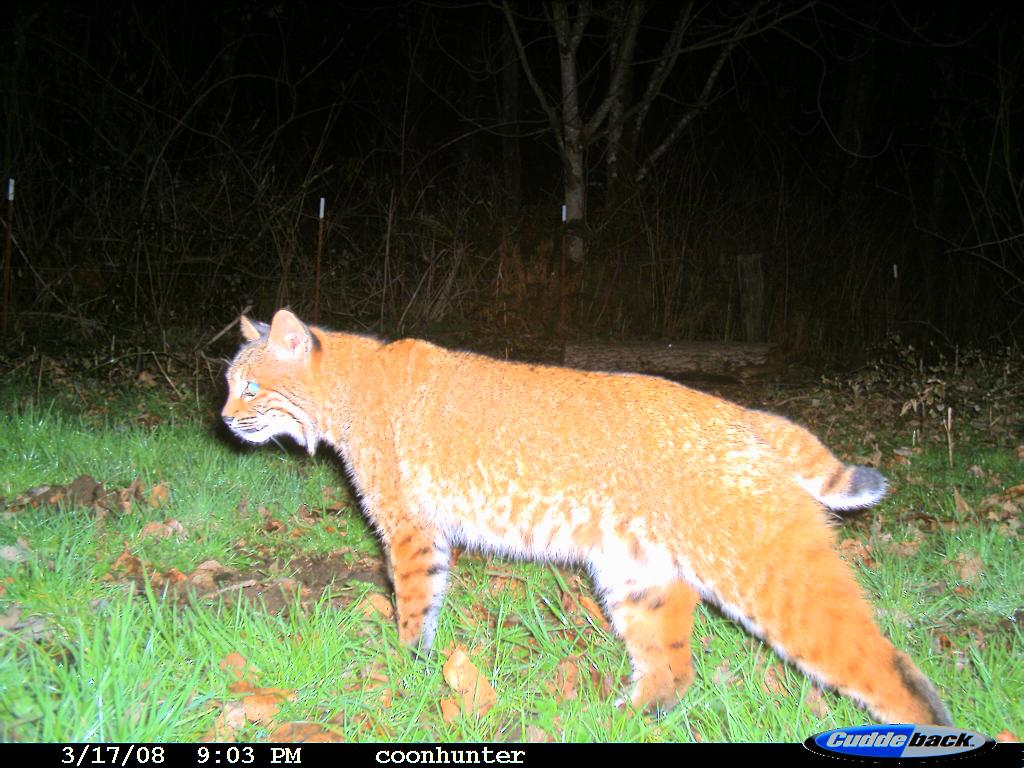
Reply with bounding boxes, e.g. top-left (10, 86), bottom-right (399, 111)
top-left (619, 668), bottom-right (692, 713)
